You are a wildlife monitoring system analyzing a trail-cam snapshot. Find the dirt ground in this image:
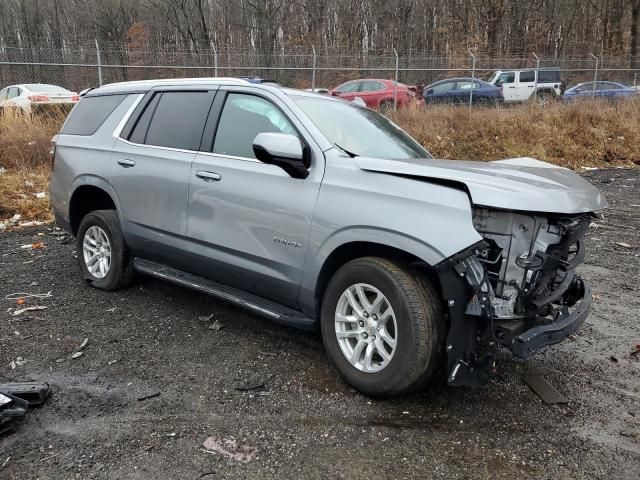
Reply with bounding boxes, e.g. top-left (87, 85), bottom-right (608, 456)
top-left (0, 168), bottom-right (638, 480)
